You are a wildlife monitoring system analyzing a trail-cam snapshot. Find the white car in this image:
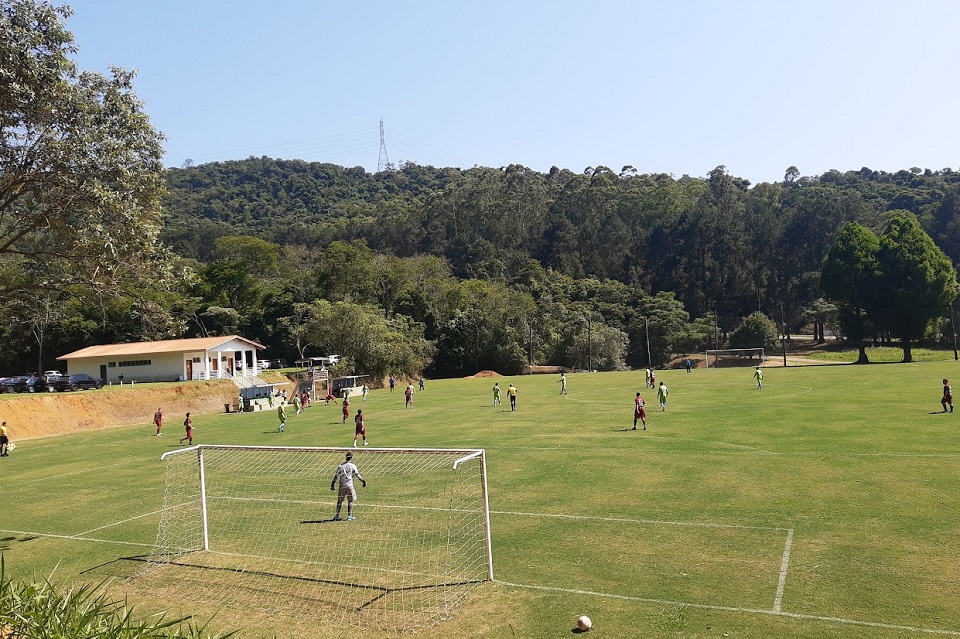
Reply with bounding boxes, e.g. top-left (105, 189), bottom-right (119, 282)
top-left (43, 370), bottom-right (63, 378)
